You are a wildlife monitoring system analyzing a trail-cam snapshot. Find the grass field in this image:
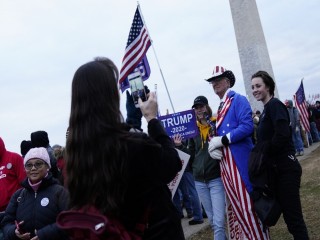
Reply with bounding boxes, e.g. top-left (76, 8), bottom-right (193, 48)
top-left (189, 145), bottom-right (320, 240)
top-left (269, 145), bottom-right (320, 240)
